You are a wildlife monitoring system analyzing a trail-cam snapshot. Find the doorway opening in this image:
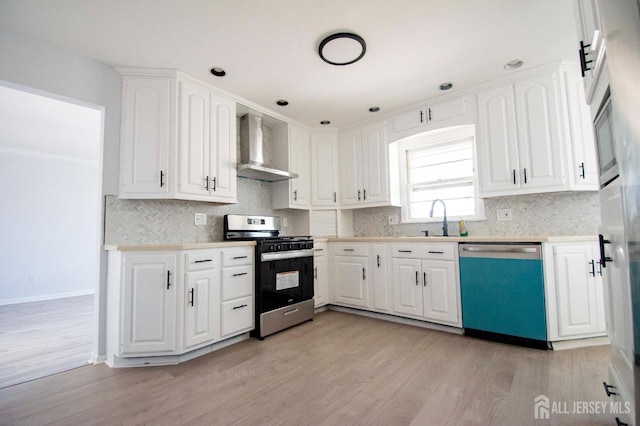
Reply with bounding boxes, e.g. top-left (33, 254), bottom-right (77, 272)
top-left (0, 83), bottom-right (103, 388)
